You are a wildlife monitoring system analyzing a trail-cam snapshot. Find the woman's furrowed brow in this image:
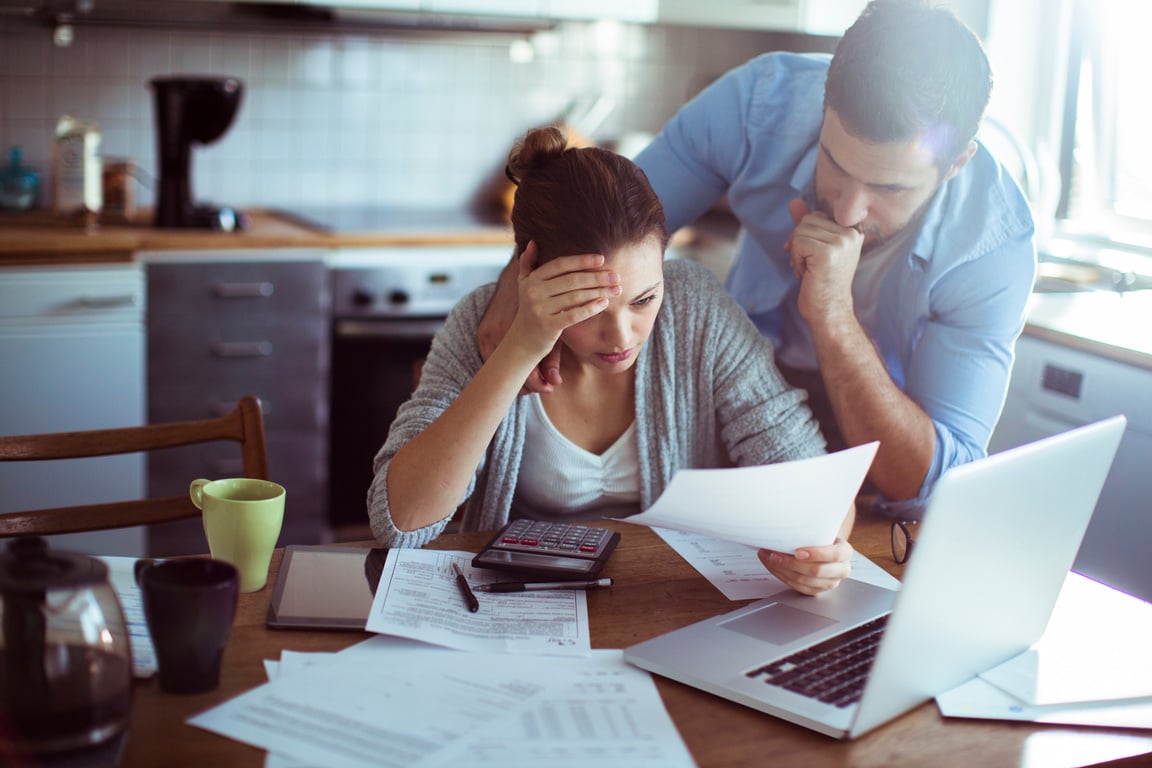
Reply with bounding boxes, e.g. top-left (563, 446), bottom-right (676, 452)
top-left (630, 281), bottom-right (663, 301)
